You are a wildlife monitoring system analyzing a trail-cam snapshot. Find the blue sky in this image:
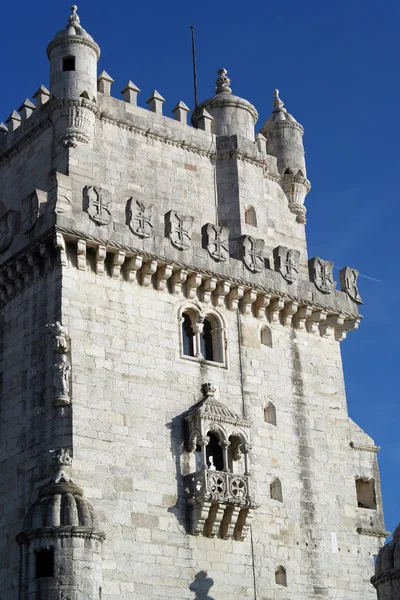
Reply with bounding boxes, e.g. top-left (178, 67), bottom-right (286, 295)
top-left (2, 1), bottom-right (399, 534)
